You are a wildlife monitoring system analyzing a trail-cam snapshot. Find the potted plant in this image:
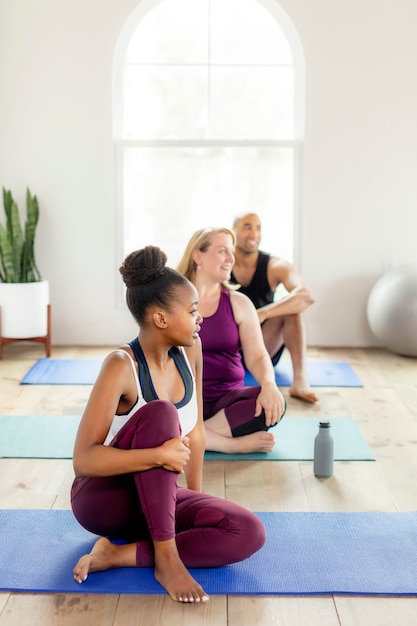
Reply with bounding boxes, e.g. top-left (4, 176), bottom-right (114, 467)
top-left (0, 187), bottom-right (50, 357)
